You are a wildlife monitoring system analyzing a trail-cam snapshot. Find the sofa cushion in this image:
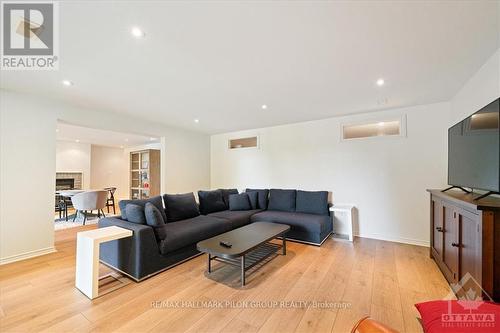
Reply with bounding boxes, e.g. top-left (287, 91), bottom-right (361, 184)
top-left (229, 193), bottom-right (252, 211)
top-left (245, 189), bottom-right (269, 209)
top-left (208, 209), bottom-right (263, 229)
top-left (250, 210), bottom-right (330, 236)
top-left (219, 189), bottom-right (239, 209)
top-left (145, 202), bottom-right (165, 227)
top-left (119, 196), bottom-right (166, 221)
top-left (125, 204), bottom-right (146, 224)
top-left (268, 189), bottom-right (296, 212)
top-left (158, 215), bottom-right (231, 254)
top-left (198, 190), bottom-right (226, 215)
top-left (246, 191), bottom-right (259, 210)
top-left (295, 190), bottom-right (329, 216)
top-left (163, 193), bottom-right (200, 222)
